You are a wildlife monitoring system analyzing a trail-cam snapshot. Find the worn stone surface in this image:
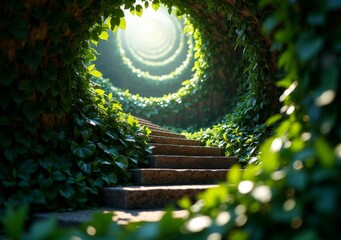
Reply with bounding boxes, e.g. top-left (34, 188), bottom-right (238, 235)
top-left (103, 185), bottom-right (218, 209)
top-left (34, 209), bottom-right (188, 226)
top-left (150, 135), bottom-right (202, 146)
top-left (130, 169), bottom-right (229, 185)
top-left (148, 155), bottom-right (237, 169)
top-left (151, 144), bottom-right (223, 156)
top-left (150, 129), bottom-right (186, 138)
